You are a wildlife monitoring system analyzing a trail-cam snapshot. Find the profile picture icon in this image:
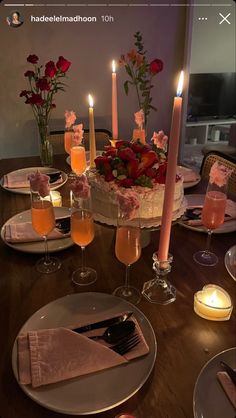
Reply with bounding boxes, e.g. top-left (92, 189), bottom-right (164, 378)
top-left (6, 11), bottom-right (23, 28)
